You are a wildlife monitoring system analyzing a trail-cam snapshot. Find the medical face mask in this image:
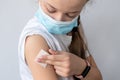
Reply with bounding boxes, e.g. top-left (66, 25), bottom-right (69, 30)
top-left (35, 6), bottom-right (78, 34)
